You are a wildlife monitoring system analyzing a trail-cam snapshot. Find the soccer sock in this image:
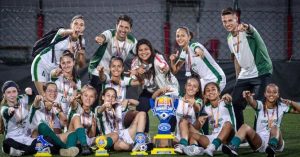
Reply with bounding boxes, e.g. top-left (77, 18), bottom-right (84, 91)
top-left (269, 137), bottom-right (278, 147)
top-left (66, 132), bottom-right (78, 148)
top-left (37, 123), bottom-right (66, 148)
top-left (75, 128), bottom-right (88, 146)
top-left (105, 137), bottom-right (113, 149)
top-left (179, 138), bottom-right (188, 146)
top-left (230, 136), bottom-right (241, 148)
top-left (212, 138), bottom-right (222, 149)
